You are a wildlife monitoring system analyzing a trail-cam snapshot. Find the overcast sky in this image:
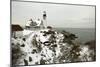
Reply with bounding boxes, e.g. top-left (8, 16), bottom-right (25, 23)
top-left (12, 1), bottom-right (95, 28)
